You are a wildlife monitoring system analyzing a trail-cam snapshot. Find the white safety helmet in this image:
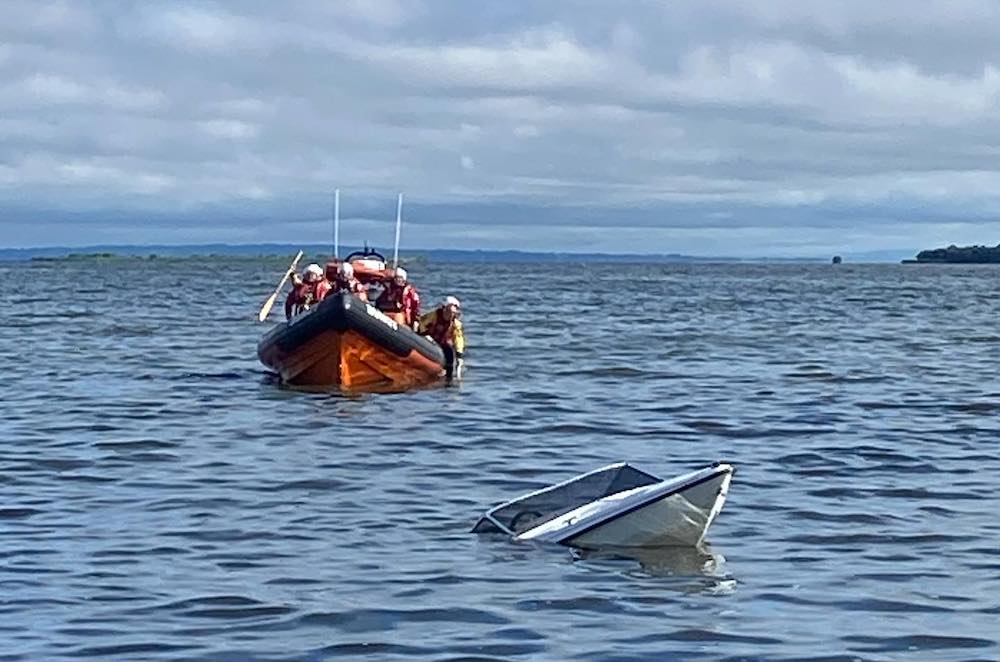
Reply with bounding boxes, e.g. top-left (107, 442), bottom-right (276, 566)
top-left (443, 295), bottom-right (461, 309)
top-left (304, 263), bottom-right (323, 280)
top-left (393, 267), bottom-right (408, 282)
top-left (338, 262), bottom-right (354, 278)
